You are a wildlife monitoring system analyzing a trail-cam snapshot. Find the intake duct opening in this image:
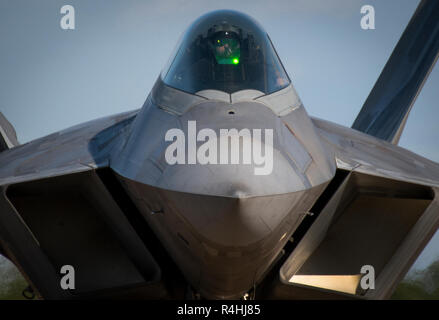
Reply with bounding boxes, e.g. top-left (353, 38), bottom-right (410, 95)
top-left (5, 170), bottom-right (161, 298)
top-left (280, 171), bottom-right (434, 298)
